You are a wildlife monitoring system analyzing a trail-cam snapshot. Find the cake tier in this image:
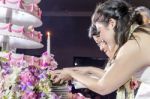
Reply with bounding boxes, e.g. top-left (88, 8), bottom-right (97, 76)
top-left (23, 0), bottom-right (41, 4)
top-left (0, 51), bottom-right (58, 70)
top-left (0, 0), bottom-right (42, 27)
top-left (0, 0), bottom-right (41, 4)
top-left (0, 23), bottom-right (43, 49)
